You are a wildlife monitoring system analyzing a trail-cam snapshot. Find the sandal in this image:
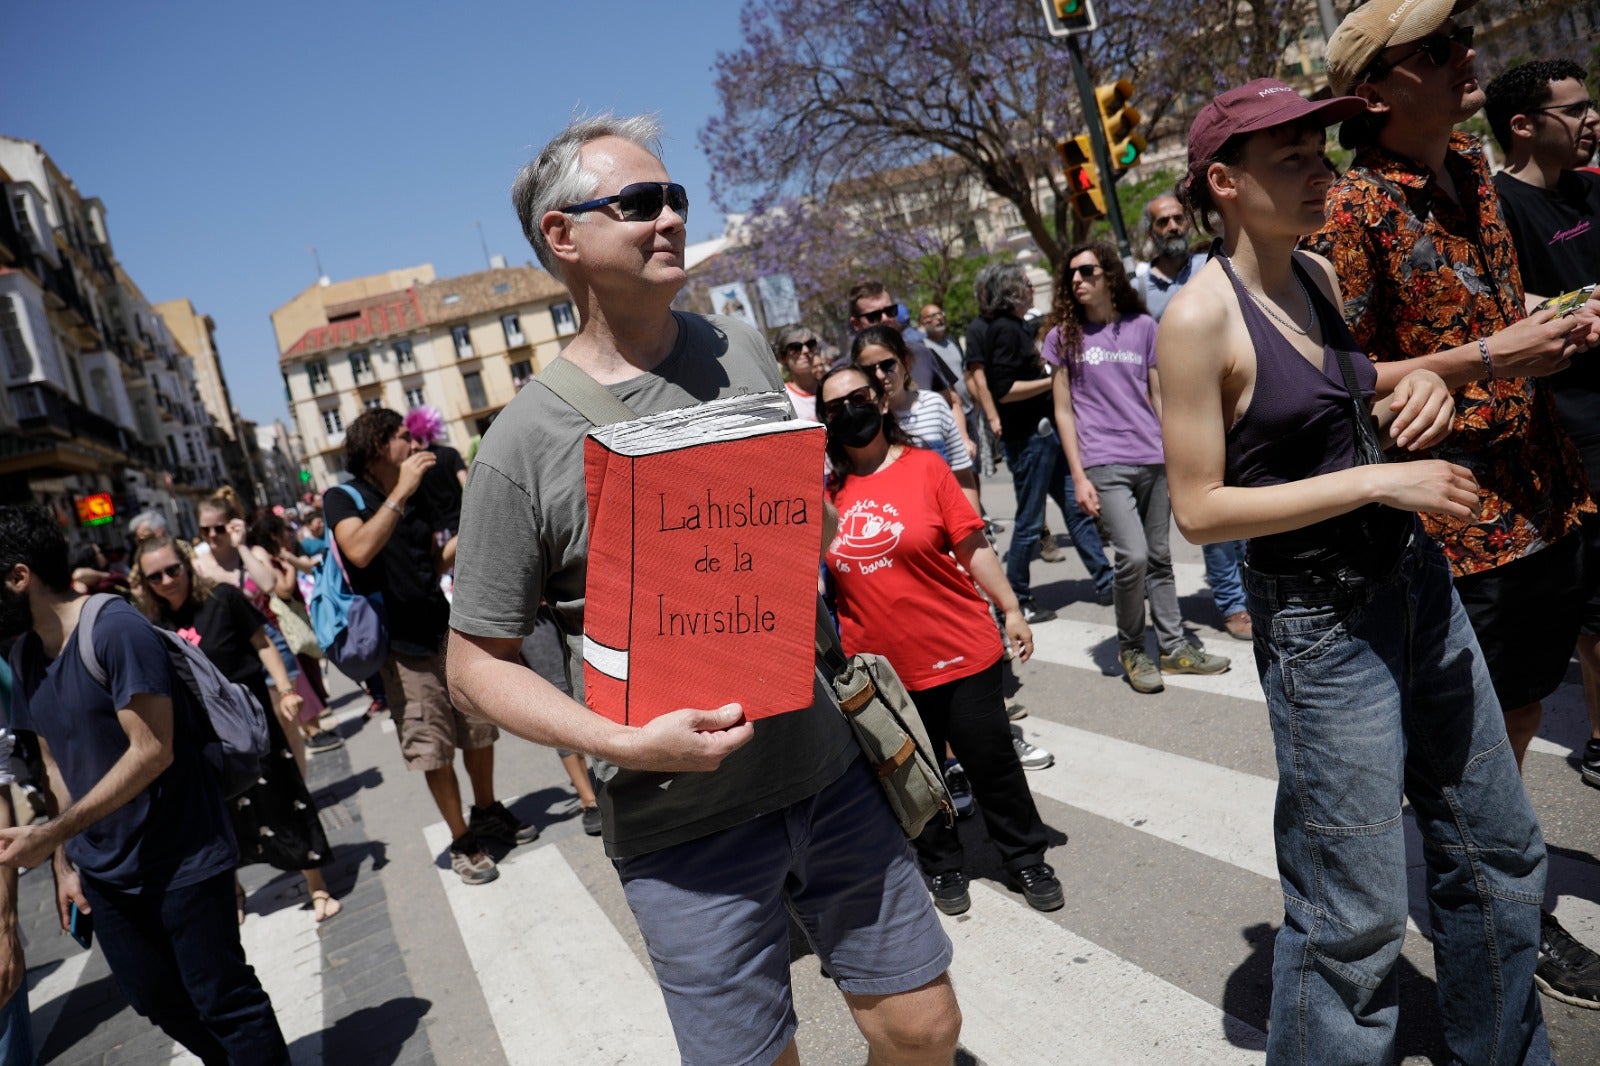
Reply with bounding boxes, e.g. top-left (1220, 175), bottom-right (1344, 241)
top-left (311, 890), bottom-right (342, 923)
top-left (235, 881), bottom-right (247, 926)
